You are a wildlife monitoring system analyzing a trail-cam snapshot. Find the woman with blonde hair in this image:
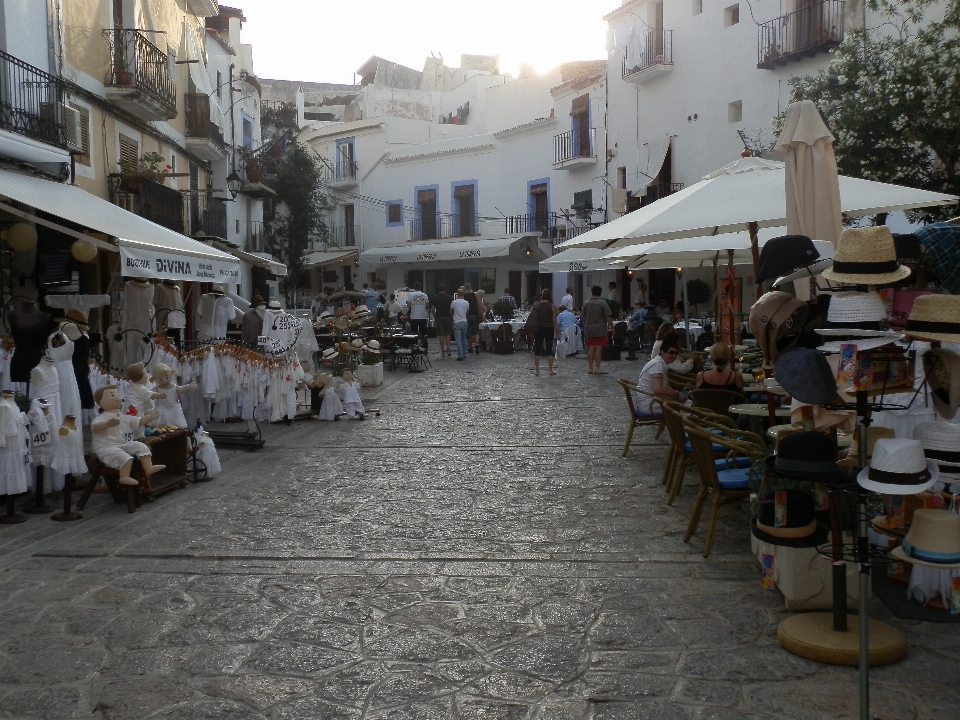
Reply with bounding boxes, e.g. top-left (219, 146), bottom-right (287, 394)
top-left (695, 342), bottom-right (744, 391)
